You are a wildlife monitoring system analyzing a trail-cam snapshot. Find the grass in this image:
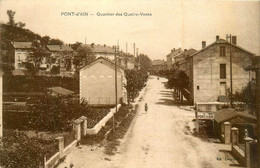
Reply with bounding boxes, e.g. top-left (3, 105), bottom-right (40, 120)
top-left (80, 104), bottom-right (138, 156)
